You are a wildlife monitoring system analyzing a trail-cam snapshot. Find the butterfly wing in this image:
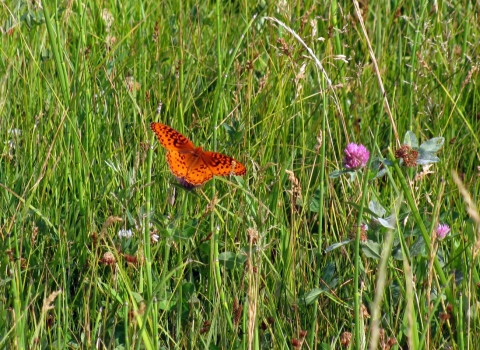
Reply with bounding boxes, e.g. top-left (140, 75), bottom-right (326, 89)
top-left (150, 122), bottom-right (195, 151)
top-left (201, 151), bottom-right (247, 177)
top-left (167, 150), bottom-right (214, 186)
top-left (184, 155), bottom-right (214, 185)
top-left (151, 123), bottom-right (246, 186)
top-left (166, 151), bottom-right (190, 178)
